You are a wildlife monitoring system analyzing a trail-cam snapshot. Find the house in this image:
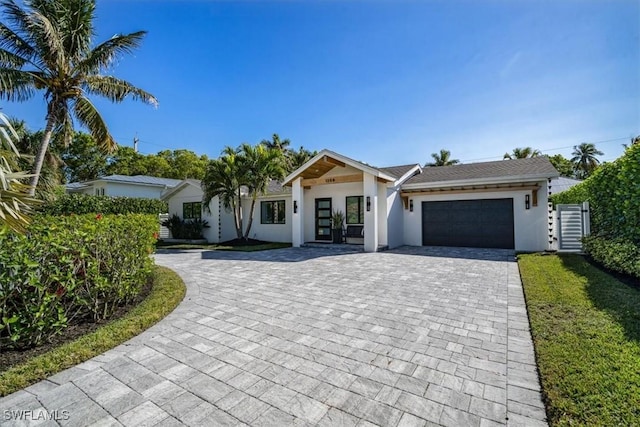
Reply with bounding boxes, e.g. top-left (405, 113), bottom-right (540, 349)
top-left (66, 175), bottom-right (182, 199)
top-left (163, 149), bottom-right (559, 251)
top-left (548, 176), bottom-right (582, 194)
